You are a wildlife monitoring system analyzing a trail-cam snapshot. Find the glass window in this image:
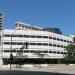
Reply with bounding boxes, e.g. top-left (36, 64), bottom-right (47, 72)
top-left (12, 35), bottom-right (17, 37)
top-left (61, 52), bottom-right (64, 54)
top-left (19, 25), bottom-right (21, 27)
top-left (61, 45), bottom-right (63, 48)
top-left (18, 35), bottom-right (23, 37)
top-left (4, 50), bottom-right (10, 52)
top-left (12, 42), bottom-right (16, 45)
top-left (43, 51), bottom-right (48, 53)
top-left (49, 37), bottom-right (52, 39)
top-left (57, 38), bottom-right (60, 41)
top-left (57, 52), bottom-right (60, 54)
top-left (53, 37), bottom-right (56, 40)
top-left (64, 52), bottom-right (67, 54)
top-left (43, 43), bottom-right (48, 46)
top-left (64, 40), bottom-right (66, 42)
top-left (49, 51), bottom-right (52, 53)
top-left (37, 43), bottom-right (42, 45)
top-left (49, 44), bottom-right (52, 46)
top-left (30, 50), bottom-right (36, 53)
top-left (24, 35), bottom-right (29, 38)
top-left (53, 44), bottom-right (56, 47)
top-left (30, 43), bottom-right (36, 45)
top-left (43, 36), bottom-right (48, 38)
top-left (30, 35), bottom-right (36, 38)
top-left (4, 34), bottom-right (10, 37)
top-left (37, 36), bottom-right (42, 38)
top-left (4, 42), bottom-right (10, 44)
top-left (17, 42), bottom-right (23, 45)
top-left (60, 39), bottom-right (63, 41)
top-left (24, 50), bottom-right (29, 53)
top-left (57, 45), bottom-right (60, 47)
top-left (53, 51), bottom-right (56, 54)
